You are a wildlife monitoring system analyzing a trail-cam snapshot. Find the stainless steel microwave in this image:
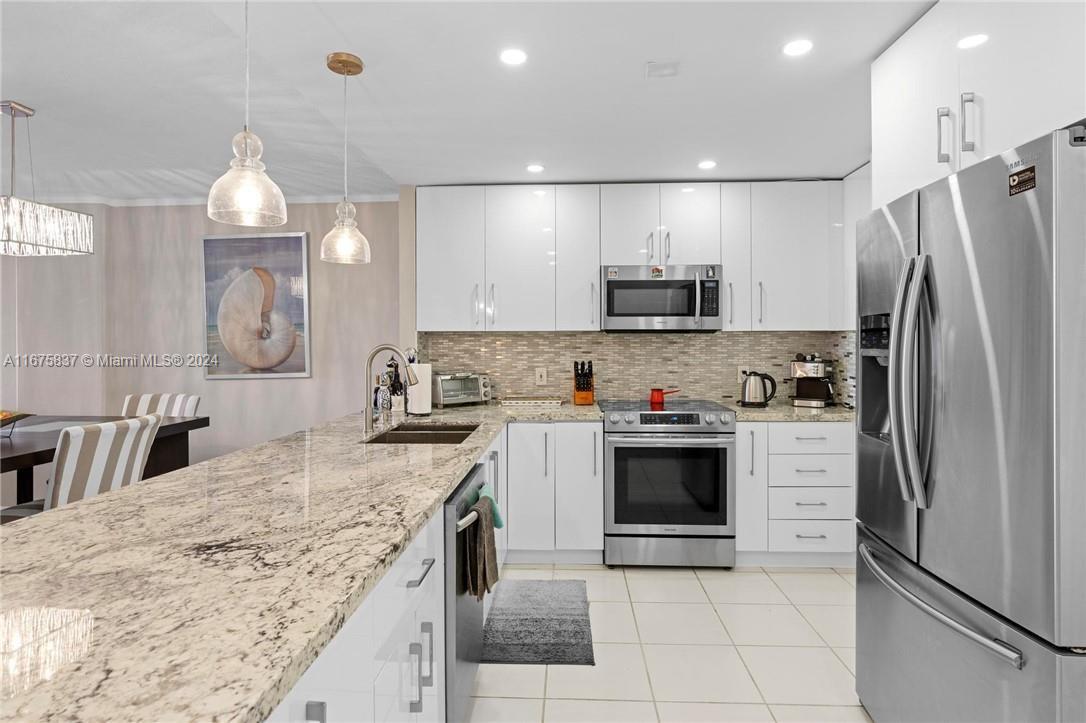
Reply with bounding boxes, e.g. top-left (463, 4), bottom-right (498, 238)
top-left (601, 264), bottom-right (723, 332)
